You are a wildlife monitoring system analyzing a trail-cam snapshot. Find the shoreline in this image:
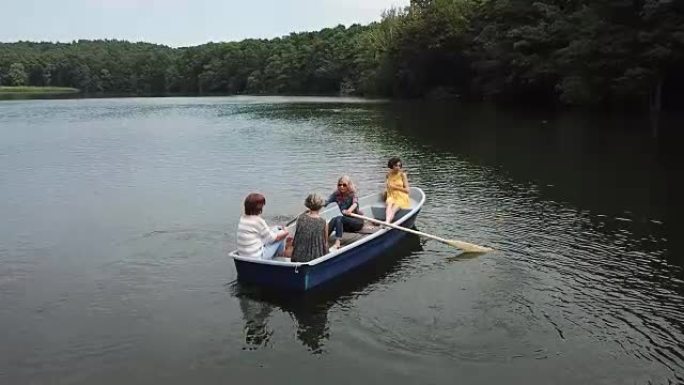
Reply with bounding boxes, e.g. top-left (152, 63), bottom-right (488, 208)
top-left (0, 86), bottom-right (80, 99)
